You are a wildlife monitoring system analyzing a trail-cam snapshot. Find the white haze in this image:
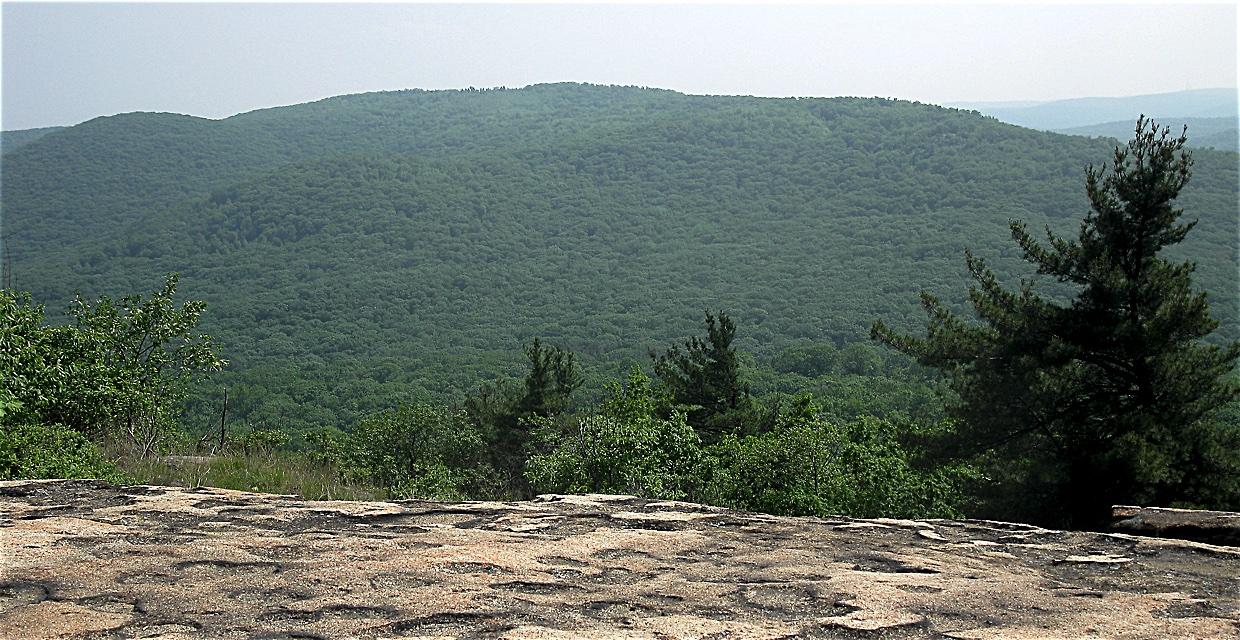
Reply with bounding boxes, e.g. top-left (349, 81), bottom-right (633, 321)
top-left (1, 2), bottom-right (1236, 130)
